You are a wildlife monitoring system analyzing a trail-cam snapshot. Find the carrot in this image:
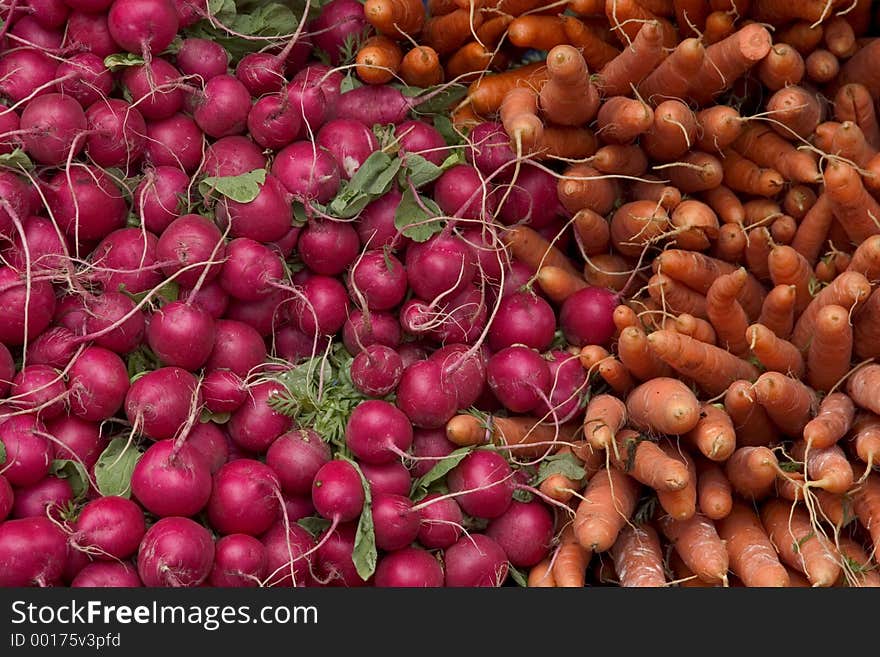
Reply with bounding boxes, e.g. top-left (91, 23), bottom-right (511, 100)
top-left (591, 144), bottom-right (648, 176)
top-left (527, 558), bottom-right (557, 587)
top-left (756, 43), bottom-right (805, 91)
top-left (596, 20), bottom-right (666, 98)
top-left (642, 101), bottom-right (698, 163)
top-left (806, 304), bottom-right (854, 394)
top-left (721, 148), bottom-right (784, 198)
top-left (846, 363), bottom-right (880, 418)
top-left (552, 524), bottom-right (591, 587)
top-left (823, 15), bottom-right (857, 58)
top-left (717, 501), bottom-right (790, 587)
top-left (751, 0), bottom-right (848, 25)
top-left (445, 42), bottom-right (498, 82)
top-left (573, 209), bottom-right (611, 257)
top-left (624, 377), bottom-right (702, 437)
top-left (830, 121), bottom-right (877, 168)
top-left (500, 86), bottom-right (543, 154)
top-left (613, 304), bottom-right (639, 332)
top-left (701, 184), bottom-right (744, 225)
top-left (767, 245), bottom-right (814, 316)
top-left (701, 10), bottom-right (734, 45)
top-left (705, 268), bottom-right (751, 358)
top-left (494, 0), bottom-right (556, 15)
top-left (573, 440), bottom-right (607, 479)
top-left (535, 266), bottom-right (587, 305)
top-left (746, 323), bottom-right (805, 378)
top-left (760, 498), bottom-right (841, 587)
top-left (595, 96), bottom-right (654, 144)
top-left (667, 550), bottom-right (713, 587)
top-left (365, 0), bottom-right (426, 37)
top-left (466, 61), bottom-right (548, 117)
top-left (628, 177), bottom-right (681, 210)
top-left (507, 15), bottom-right (567, 51)
top-left (355, 36), bottom-right (404, 85)
top-left (791, 270), bottom-right (871, 352)
top-left (743, 198), bottom-right (782, 228)
top-left (400, 45), bottom-right (443, 87)
top-left (583, 253), bottom-right (633, 292)
top-left (848, 412), bottom-right (880, 476)
top-left (472, 15), bottom-right (510, 50)
top-left (711, 222), bottom-right (747, 264)
top-left (638, 37), bottom-right (705, 104)
top-left (792, 440), bottom-right (855, 495)
top-left (502, 225), bottom-right (580, 277)
top-left (664, 150), bottom-right (724, 193)
top-left (427, 0), bottom-right (457, 15)
top-left (814, 258), bottom-right (837, 285)
top-left (823, 160), bottom-right (880, 245)
top-left (597, 355), bottom-right (636, 396)
top-left (834, 83), bottom-right (880, 150)
top-left (805, 48), bottom-right (840, 85)
top-left (696, 458), bottom-right (733, 520)
top-left (725, 445), bottom-right (780, 501)
top-left (674, 313), bottom-right (717, 345)
top-left (652, 249), bottom-right (765, 319)
top-left (770, 216), bottom-right (797, 248)
top-left (683, 23), bottom-right (772, 105)
top-left (659, 511), bottom-right (728, 584)
top-left (790, 193), bottom-right (834, 266)
top-left (610, 523), bottom-right (667, 587)
top-left (646, 329), bottom-right (759, 396)
top-left (841, 0), bottom-right (872, 35)
top-left (783, 185), bottom-right (817, 221)
top-left (846, 235), bottom-right (880, 283)
top-left (604, 0), bottom-right (677, 47)
top-left (853, 288), bottom-right (880, 360)
top-left (445, 413), bottom-right (570, 457)
top-left (775, 20), bottom-right (825, 55)
top-left (609, 200), bottom-right (670, 257)
top-left (583, 393), bottom-right (627, 452)
top-left (452, 102), bottom-right (481, 128)
top-left (672, 0), bottom-right (708, 39)
top-left (573, 466), bottom-right (641, 552)
top-left (569, 0), bottom-right (606, 13)
top-left (422, 8), bottom-right (484, 55)
top-left (756, 285), bottom-right (796, 341)
top-left (694, 106), bottom-right (744, 153)
top-left (557, 163), bottom-right (620, 216)
top-left (732, 124), bottom-right (820, 184)
top-left (648, 273), bottom-right (708, 320)
top-left (837, 536), bottom-right (880, 588)
top-left (617, 325), bottom-right (671, 381)
top-left (753, 371), bottom-right (818, 437)
top-left (530, 125), bottom-right (599, 160)
top-left (638, 0), bottom-right (674, 15)
top-left (539, 45), bottom-right (600, 127)
top-left (853, 471), bottom-right (880, 557)
top-left (683, 403), bottom-right (736, 462)
top-left (560, 15), bottom-right (622, 71)
top-left (764, 84), bottom-right (824, 140)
